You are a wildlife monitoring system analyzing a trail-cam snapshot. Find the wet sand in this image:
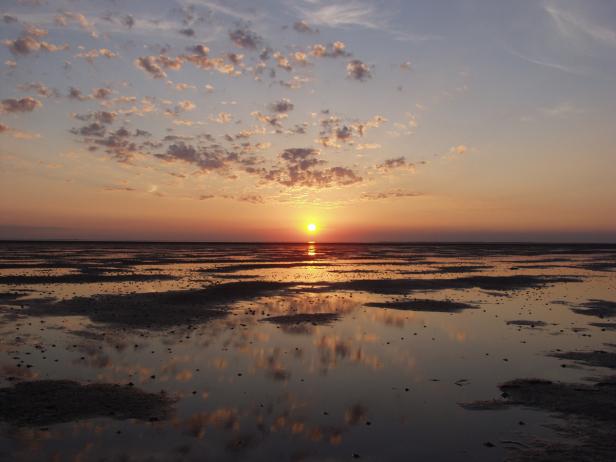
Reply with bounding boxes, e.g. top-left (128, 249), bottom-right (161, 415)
top-left (0, 242), bottom-right (615, 461)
